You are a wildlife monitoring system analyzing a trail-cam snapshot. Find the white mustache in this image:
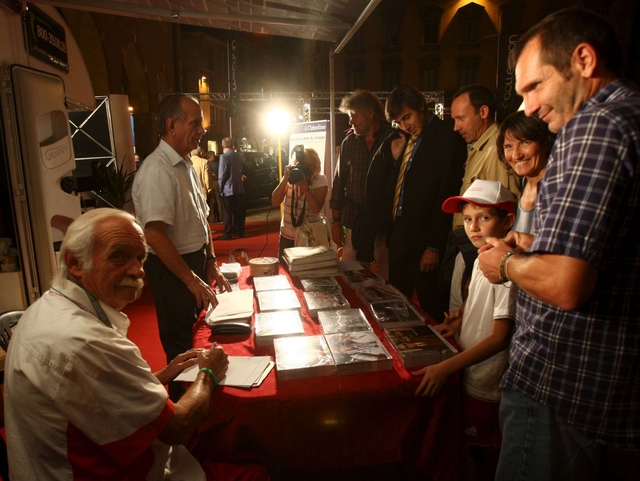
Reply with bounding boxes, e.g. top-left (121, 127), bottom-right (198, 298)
top-left (116, 277), bottom-right (144, 289)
